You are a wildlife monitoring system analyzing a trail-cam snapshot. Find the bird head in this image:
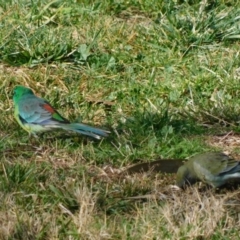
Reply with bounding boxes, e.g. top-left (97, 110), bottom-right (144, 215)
top-left (13, 85), bottom-right (34, 102)
top-left (176, 165), bottom-right (190, 188)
